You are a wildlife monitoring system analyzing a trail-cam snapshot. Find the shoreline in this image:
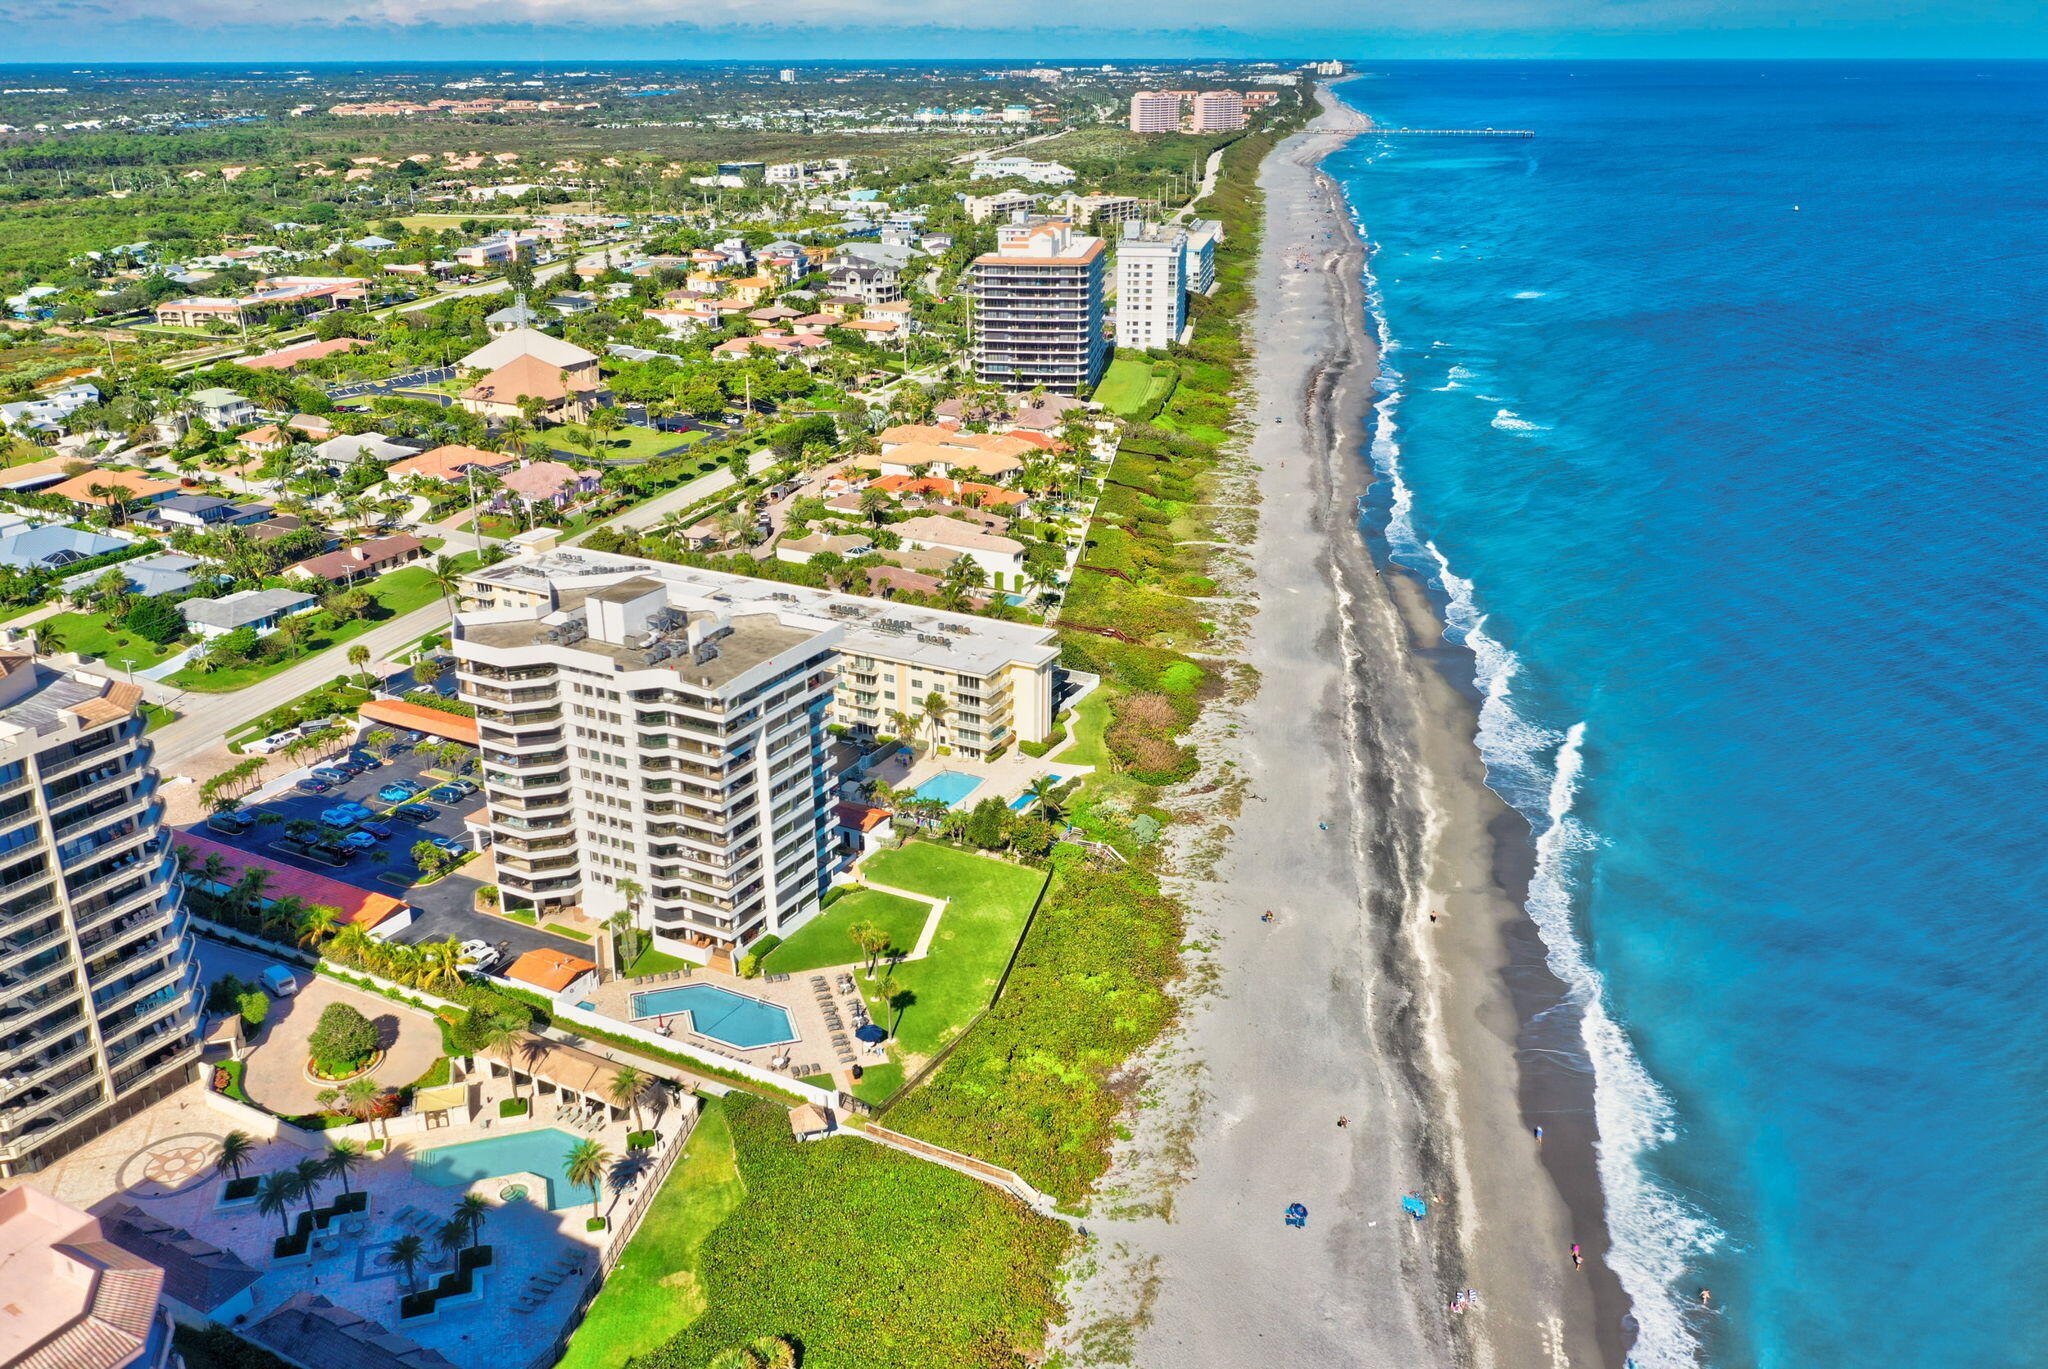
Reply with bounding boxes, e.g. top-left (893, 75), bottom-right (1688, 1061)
top-left (1059, 84), bottom-right (1619, 1368)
